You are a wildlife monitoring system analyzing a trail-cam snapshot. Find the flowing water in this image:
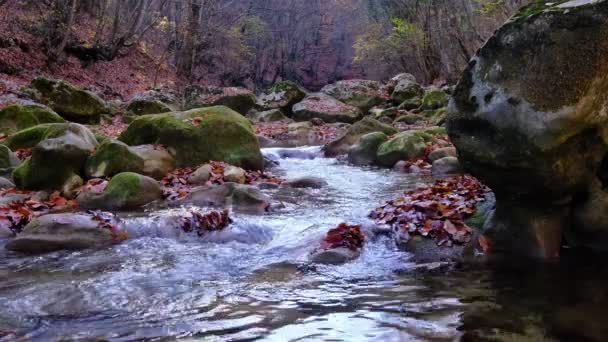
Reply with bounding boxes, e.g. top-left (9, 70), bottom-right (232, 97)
top-left (0, 147), bottom-right (607, 341)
